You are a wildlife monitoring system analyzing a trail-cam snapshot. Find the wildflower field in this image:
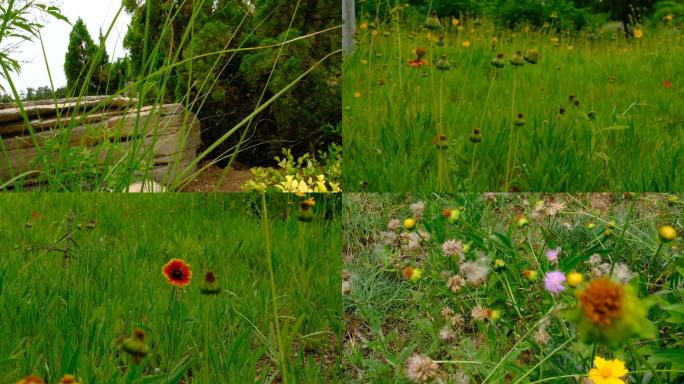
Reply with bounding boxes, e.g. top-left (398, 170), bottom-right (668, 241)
top-left (343, 193), bottom-right (684, 383)
top-left (0, 193), bottom-right (341, 383)
top-left (343, 14), bottom-right (684, 192)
